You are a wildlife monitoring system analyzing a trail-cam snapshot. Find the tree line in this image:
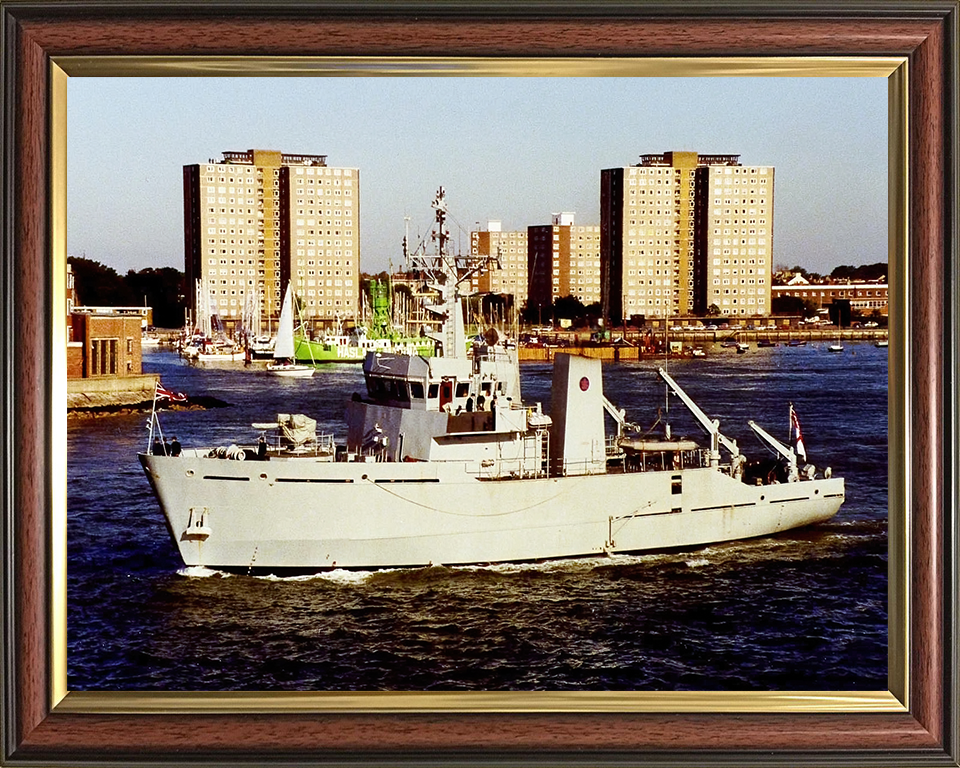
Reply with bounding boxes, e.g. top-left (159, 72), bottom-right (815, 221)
top-left (69, 257), bottom-right (185, 329)
top-left (777, 262), bottom-right (887, 283)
